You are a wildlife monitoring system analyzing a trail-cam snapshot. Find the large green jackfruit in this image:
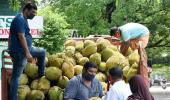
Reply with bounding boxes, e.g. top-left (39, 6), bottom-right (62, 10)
top-left (106, 51), bottom-right (129, 69)
top-left (48, 86), bottom-right (63, 100)
top-left (126, 63), bottom-right (138, 81)
top-left (27, 90), bottom-right (45, 100)
top-left (37, 76), bottom-right (50, 93)
top-left (75, 41), bottom-right (84, 52)
top-left (74, 52), bottom-right (83, 63)
top-left (96, 38), bottom-right (110, 52)
top-left (57, 76), bottom-right (69, 89)
top-left (128, 50), bottom-right (140, 65)
top-left (99, 62), bottom-right (107, 72)
top-left (74, 65), bottom-right (83, 75)
top-left (24, 63), bottom-right (38, 79)
top-left (18, 85), bottom-right (30, 100)
top-left (48, 55), bottom-right (64, 68)
top-left (45, 67), bottom-right (62, 81)
top-left (30, 79), bottom-right (39, 90)
top-left (62, 62), bottom-right (74, 79)
top-left (95, 72), bottom-right (107, 82)
top-left (79, 57), bottom-right (89, 66)
top-left (89, 53), bottom-right (101, 65)
top-left (65, 46), bottom-right (76, 57)
top-left (82, 44), bottom-right (97, 57)
top-left (64, 39), bottom-right (76, 47)
top-left (19, 74), bottom-right (28, 85)
top-left (101, 47), bottom-right (114, 62)
top-left (84, 40), bottom-right (95, 47)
